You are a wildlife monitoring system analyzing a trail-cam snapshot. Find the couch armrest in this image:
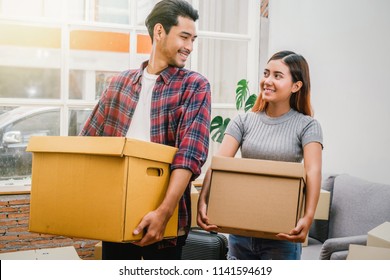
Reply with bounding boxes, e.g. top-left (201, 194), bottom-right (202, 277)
top-left (320, 235), bottom-right (367, 260)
